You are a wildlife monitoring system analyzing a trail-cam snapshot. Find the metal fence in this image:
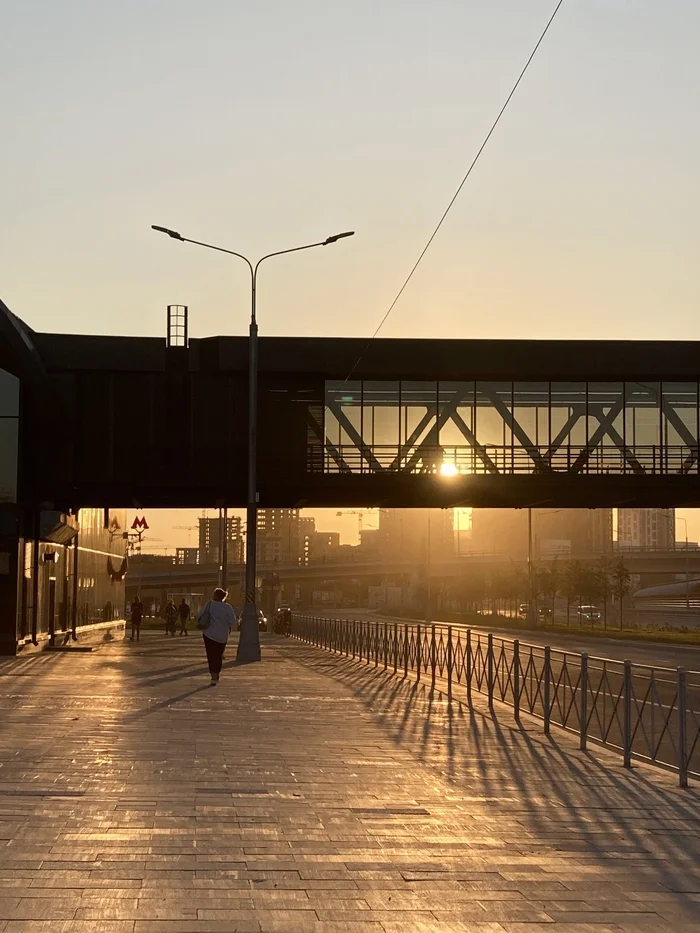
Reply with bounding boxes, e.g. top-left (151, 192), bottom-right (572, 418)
top-left (291, 614), bottom-right (700, 787)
